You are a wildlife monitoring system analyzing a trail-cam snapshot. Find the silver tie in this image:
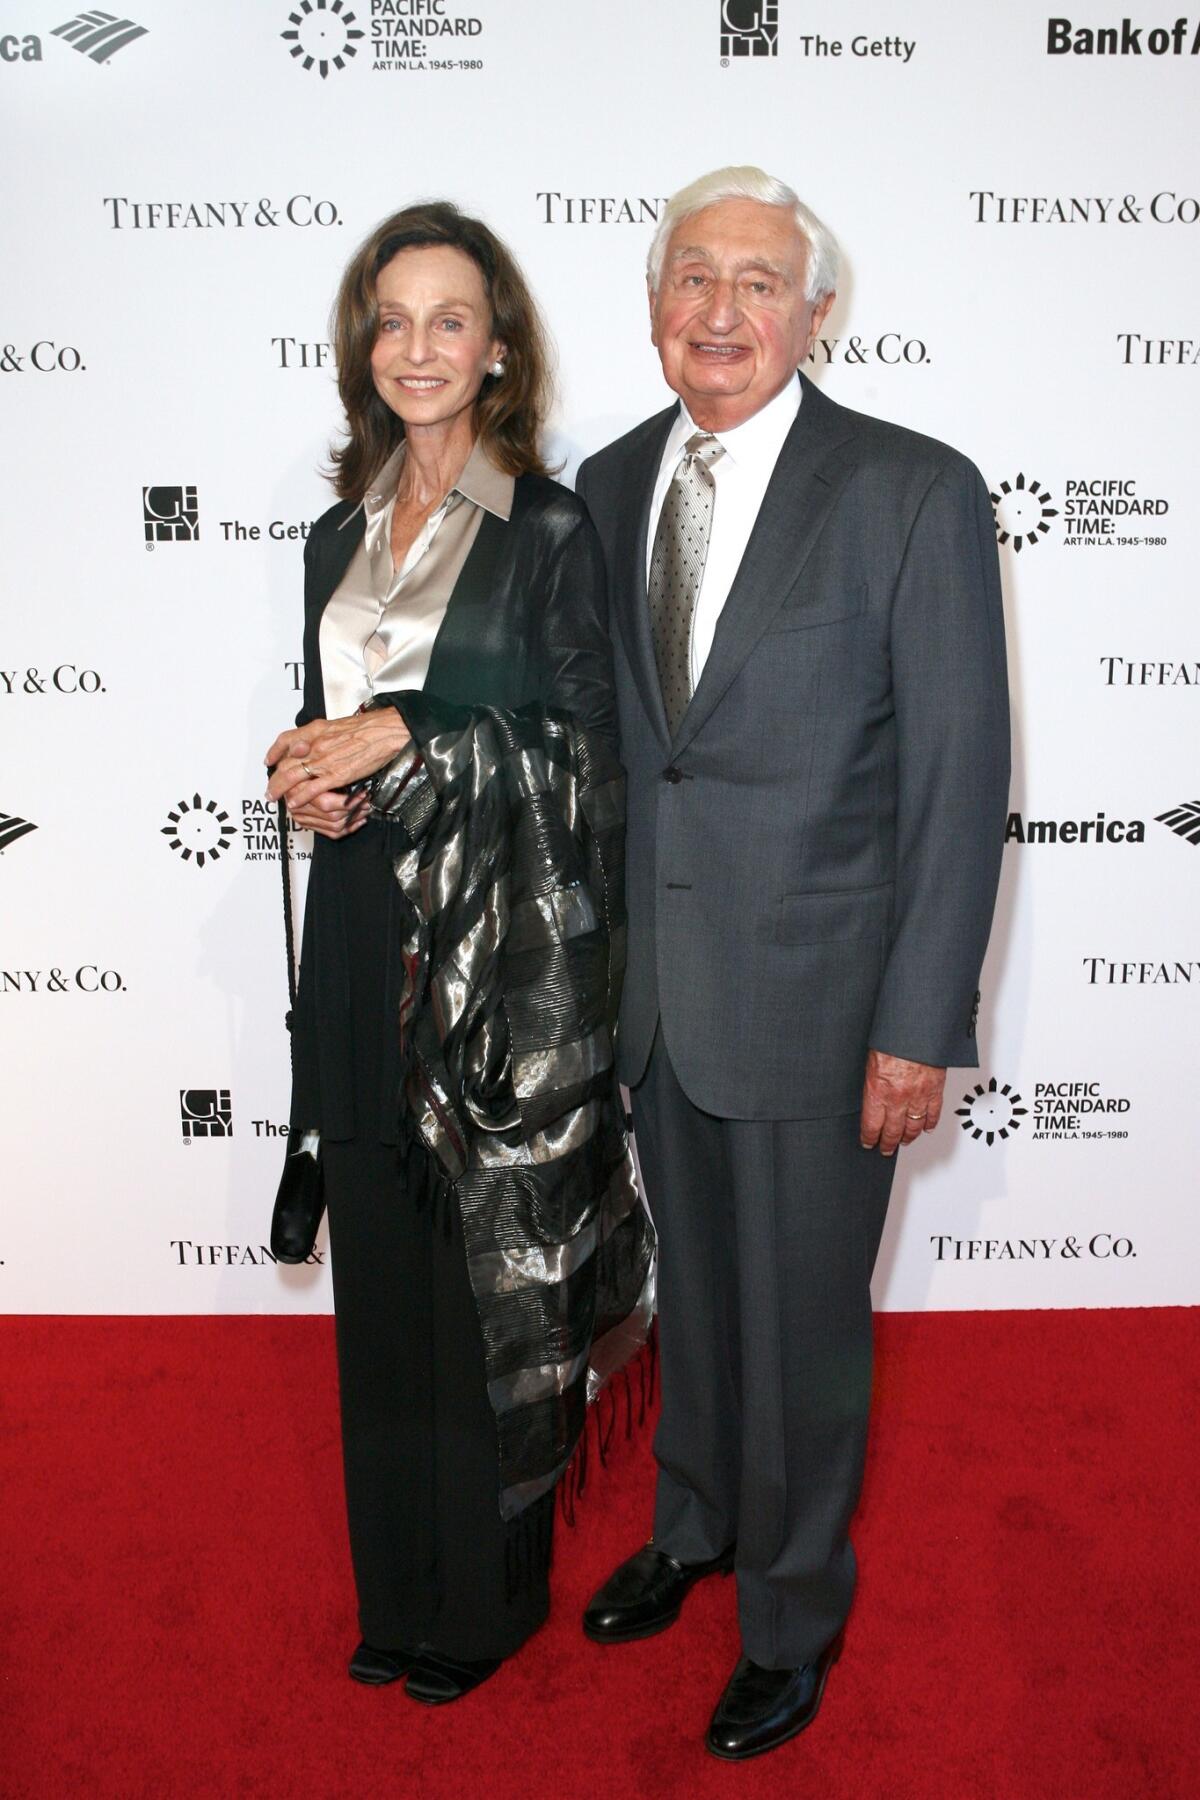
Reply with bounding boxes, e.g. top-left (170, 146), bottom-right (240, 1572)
top-left (648, 432), bottom-right (725, 736)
